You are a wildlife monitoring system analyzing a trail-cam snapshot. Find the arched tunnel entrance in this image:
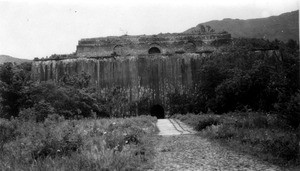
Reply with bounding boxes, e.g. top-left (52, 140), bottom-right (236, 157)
top-left (150, 104), bottom-right (165, 119)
